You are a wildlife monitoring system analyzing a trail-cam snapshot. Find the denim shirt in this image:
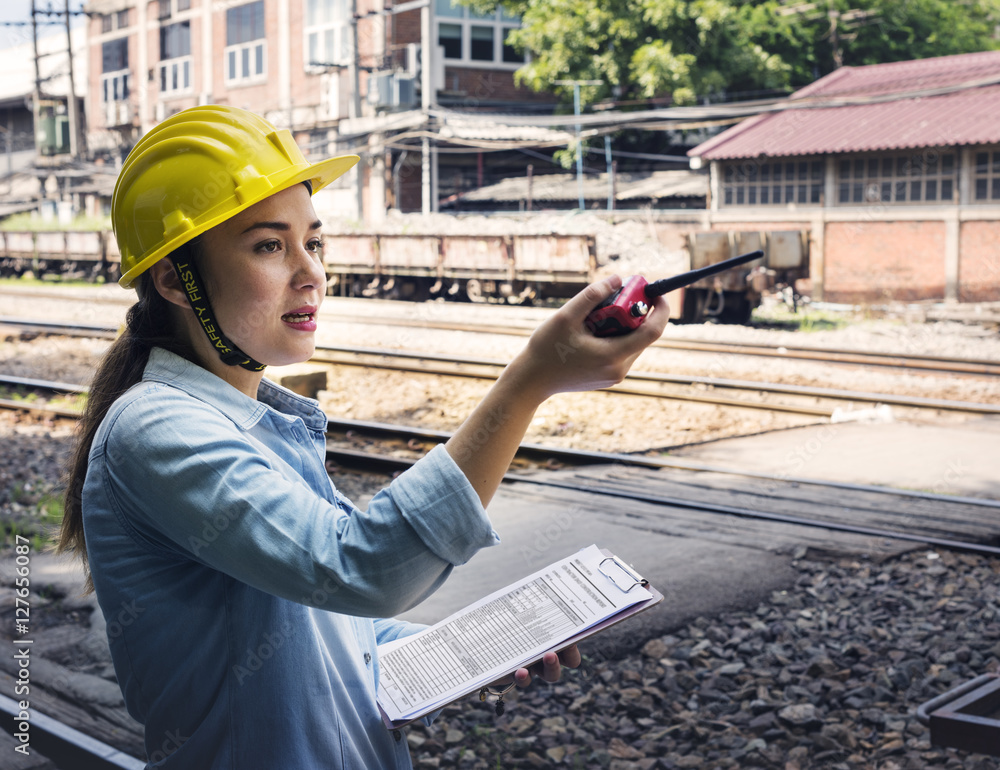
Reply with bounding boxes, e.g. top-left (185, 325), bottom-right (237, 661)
top-left (83, 347), bottom-right (499, 769)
